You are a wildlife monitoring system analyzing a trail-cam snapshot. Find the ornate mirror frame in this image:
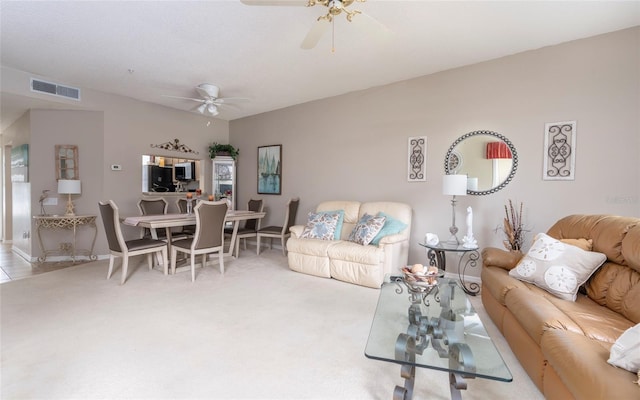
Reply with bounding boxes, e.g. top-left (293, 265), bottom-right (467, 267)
top-left (55, 145), bottom-right (78, 180)
top-left (444, 130), bottom-right (518, 196)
